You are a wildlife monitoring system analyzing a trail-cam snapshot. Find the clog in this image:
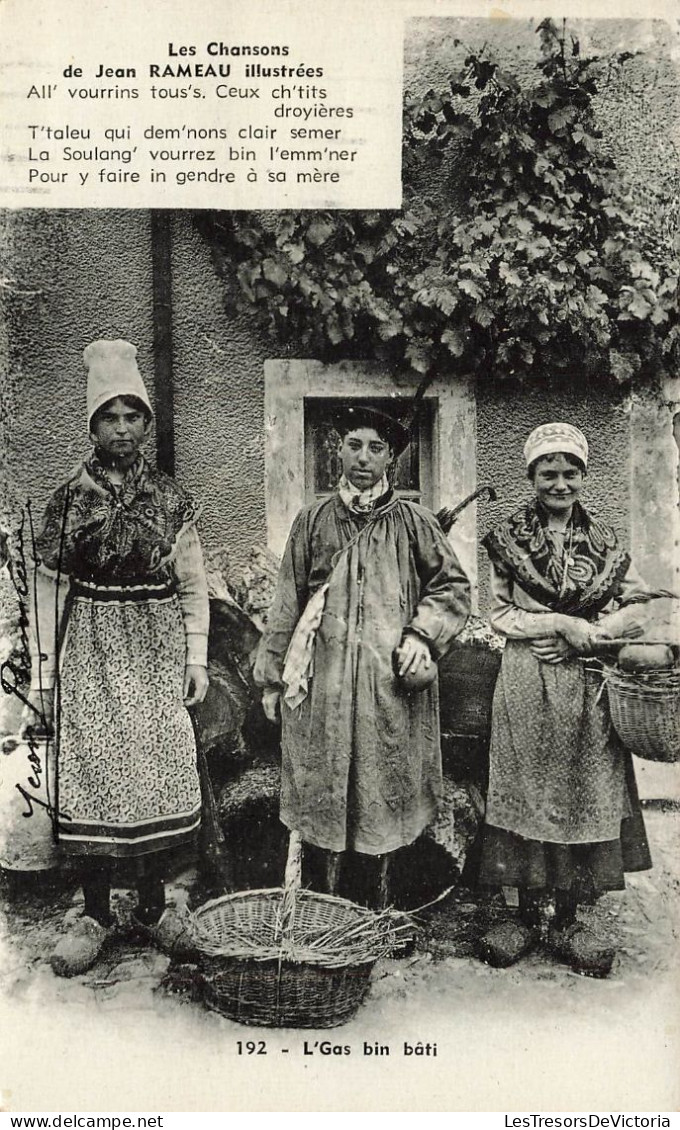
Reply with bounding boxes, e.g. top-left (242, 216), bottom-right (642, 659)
top-left (547, 922), bottom-right (614, 978)
top-left (479, 919), bottom-right (537, 968)
top-left (131, 906), bottom-right (196, 961)
top-left (50, 915), bottom-right (114, 977)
